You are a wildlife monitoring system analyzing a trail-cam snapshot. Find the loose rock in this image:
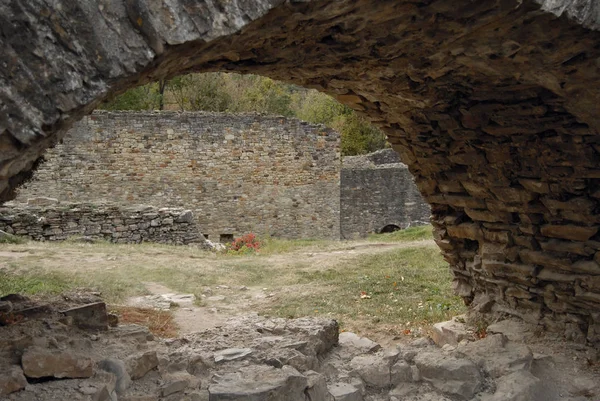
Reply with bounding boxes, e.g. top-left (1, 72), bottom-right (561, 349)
top-left (21, 348), bottom-right (93, 379)
top-left (126, 351), bottom-right (159, 380)
top-left (414, 351), bottom-right (482, 400)
top-left (0, 366), bottom-right (27, 396)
